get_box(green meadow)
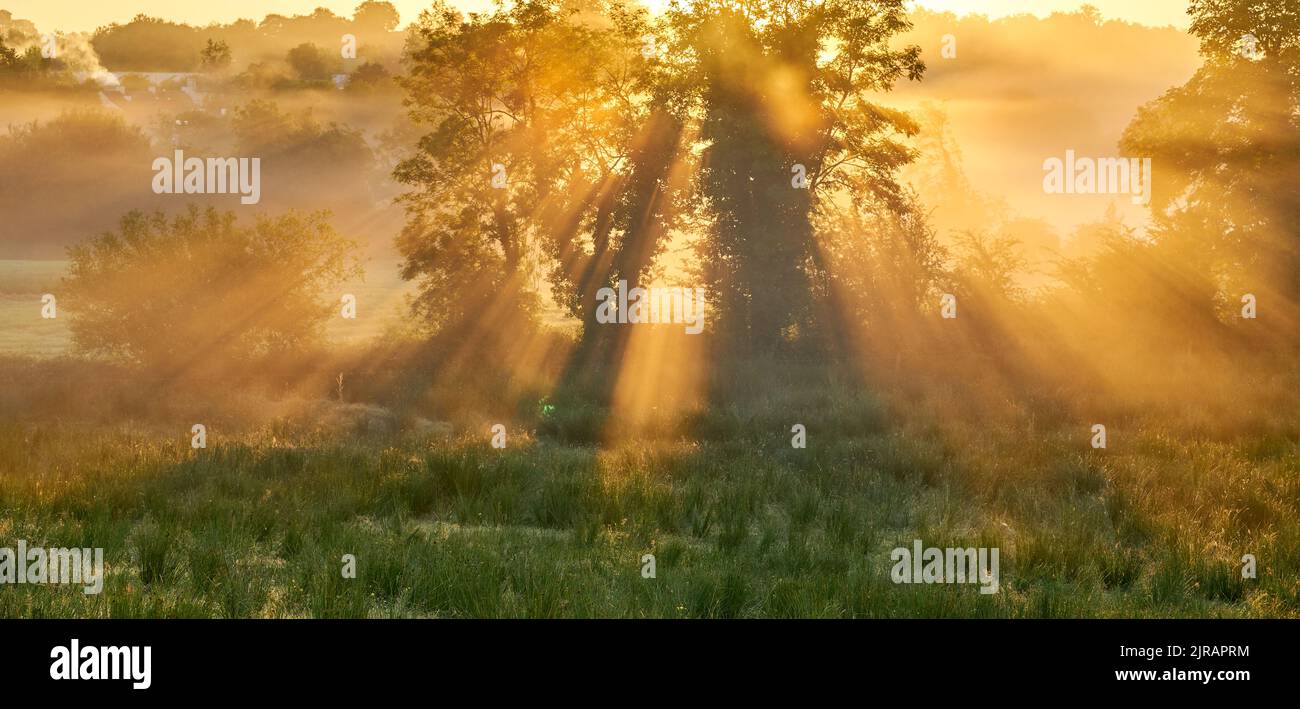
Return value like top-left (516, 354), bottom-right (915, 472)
top-left (2, 362), bottom-right (1296, 618)
top-left (2, 262), bottom-right (1298, 618)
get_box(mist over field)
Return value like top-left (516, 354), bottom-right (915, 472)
top-left (0, 5), bottom-right (1203, 262)
top-left (1, 0), bottom-right (1298, 621)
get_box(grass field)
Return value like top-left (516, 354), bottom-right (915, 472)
top-left (1, 382), bottom-right (1296, 618)
top-left (0, 261), bottom-right (71, 358)
top-left (1, 261), bottom-right (1297, 618)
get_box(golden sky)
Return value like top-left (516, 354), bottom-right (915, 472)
top-left (5, 1), bottom-right (1192, 33)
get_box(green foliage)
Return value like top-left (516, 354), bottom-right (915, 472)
top-left (394, 0), bottom-right (924, 355)
top-left (90, 5), bottom-right (406, 73)
top-left (394, 1), bottom-right (652, 332)
top-left (354, 1), bottom-right (401, 34)
top-left (200, 38), bottom-right (232, 71)
top-left (91, 14), bottom-right (205, 72)
top-left (346, 60), bottom-right (391, 91)
top-left (0, 37), bottom-right (17, 68)
top-left (951, 229), bottom-right (1027, 305)
top-left (672, 0), bottom-right (924, 355)
top-left (62, 207), bottom-right (361, 369)
top-left (286, 42), bottom-right (332, 82)
top-left (231, 100), bottom-right (380, 210)
top-left (1122, 0), bottom-right (1300, 324)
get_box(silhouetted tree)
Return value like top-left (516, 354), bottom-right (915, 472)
top-left (200, 39), bottom-right (232, 71)
top-left (354, 1), bottom-right (401, 33)
top-left (287, 42), bottom-right (332, 81)
top-left (395, 1), bottom-right (656, 333)
top-left (1122, 0), bottom-right (1300, 331)
top-left (668, 0), bottom-right (924, 355)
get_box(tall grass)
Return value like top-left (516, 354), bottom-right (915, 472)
top-left (1, 385), bottom-right (1295, 617)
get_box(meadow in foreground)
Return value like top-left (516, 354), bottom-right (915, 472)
top-left (3, 364), bottom-right (1295, 619)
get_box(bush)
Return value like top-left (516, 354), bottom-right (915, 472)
top-left (62, 206), bottom-right (361, 374)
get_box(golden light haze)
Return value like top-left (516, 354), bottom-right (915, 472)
top-left (2, 0), bottom-right (1298, 626)
top-left (4, 0), bottom-right (1192, 33)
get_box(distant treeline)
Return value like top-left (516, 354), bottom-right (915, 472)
top-left (0, 103), bottom-right (397, 259)
top-left (88, 2), bottom-right (405, 72)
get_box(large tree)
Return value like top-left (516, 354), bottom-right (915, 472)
top-left (668, 0), bottom-right (924, 355)
top-left (1121, 0), bottom-right (1300, 325)
top-left (394, 0), bottom-right (659, 335)
top-left (395, 0), bottom-right (924, 362)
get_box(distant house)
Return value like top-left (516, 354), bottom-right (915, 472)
top-left (103, 72), bottom-right (206, 107)
top-left (88, 71), bottom-right (209, 114)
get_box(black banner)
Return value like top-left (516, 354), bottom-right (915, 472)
top-left (0, 619), bottom-right (1287, 695)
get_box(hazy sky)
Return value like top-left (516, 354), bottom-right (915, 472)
top-left (5, 1), bottom-right (1192, 33)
